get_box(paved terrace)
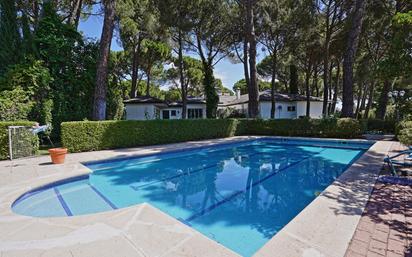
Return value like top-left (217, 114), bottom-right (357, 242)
top-left (0, 137), bottom-right (399, 257)
top-left (345, 144), bottom-right (412, 257)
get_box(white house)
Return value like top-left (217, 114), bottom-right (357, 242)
top-left (124, 96), bottom-right (207, 120)
top-left (124, 91), bottom-right (323, 120)
top-left (218, 90), bottom-right (324, 119)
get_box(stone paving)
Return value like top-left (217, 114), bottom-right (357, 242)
top-left (345, 146), bottom-right (412, 257)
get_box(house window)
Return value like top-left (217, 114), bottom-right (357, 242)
top-left (162, 110), bottom-right (170, 119)
top-left (188, 109), bottom-right (203, 119)
top-left (171, 110), bottom-right (177, 117)
top-left (287, 106), bottom-right (296, 112)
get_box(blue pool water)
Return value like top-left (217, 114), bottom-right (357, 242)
top-left (12, 139), bottom-right (372, 256)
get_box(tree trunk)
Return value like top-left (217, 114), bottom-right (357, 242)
top-left (331, 61), bottom-right (340, 113)
top-left (67, 0), bottom-right (83, 29)
top-left (358, 83), bottom-right (368, 117)
top-left (305, 61), bottom-right (313, 117)
top-left (243, 38), bottom-right (250, 87)
top-left (146, 69), bottom-right (151, 96)
top-left (354, 83), bottom-right (363, 118)
top-left (313, 65), bottom-right (319, 97)
top-left (245, 0), bottom-right (259, 118)
top-left (341, 0), bottom-right (366, 118)
top-left (270, 51), bottom-right (277, 119)
top-left (289, 64), bottom-right (299, 94)
top-left (376, 80), bottom-right (391, 119)
top-left (204, 64), bottom-right (218, 118)
top-left (322, 31), bottom-right (331, 116)
top-left (364, 81), bottom-right (374, 119)
top-left (92, 0), bottom-right (115, 120)
top-left (178, 30), bottom-right (187, 119)
top-left (130, 37), bottom-right (142, 98)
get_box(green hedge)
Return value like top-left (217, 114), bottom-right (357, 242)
top-left (360, 119), bottom-right (397, 133)
top-left (397, 120), bottom-right (412, 146)
top-left (61, 119), bottom-right (240, 152)
top-left (0, 121), bottom-right (38, 160)
top-left (239, 118), bottom-right (362, 138)
top-left (62, 118), bottom-right (362, 153)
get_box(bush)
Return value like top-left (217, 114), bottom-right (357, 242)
top-left (397, 120), bottom-right (412, 146)
top-left (239, 118), bottom-right (361, 138)
top-left (0, 121), bottom-right (39, 160)
top-left (360, 119), bottom-right (397, 133)
top-left (61, 118), bottom-right (362, 153)
top-left (61, 119), bottom-right (240, 152)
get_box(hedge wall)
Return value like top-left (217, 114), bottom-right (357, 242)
top-left (0, 121), bottom-right (38, 160)
top-left (397, 120), bottom-right (412, 146)
top-left (240, 118), bottom-right (362, 138)
top-left (61, 119), bottom-right (240, 152)
top-left (360, 119), bottom-right (397, 133)
top-left (61, 118), bottom-right (362, 153)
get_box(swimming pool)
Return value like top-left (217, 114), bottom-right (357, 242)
top-left (12, 138), bottom-right (373, 256)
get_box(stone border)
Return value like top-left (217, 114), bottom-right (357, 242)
top-left (0, 137), bottom-right (394, 257)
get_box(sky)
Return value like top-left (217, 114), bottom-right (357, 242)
top-left (77, 11), bottom-right (259, 91)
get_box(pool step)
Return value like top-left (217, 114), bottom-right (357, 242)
top-left (55, 181), bottom-right (115, 216)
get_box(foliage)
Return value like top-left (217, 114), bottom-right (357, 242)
top-left (360, 119), bottom-right (397, 134)
top-left (0, 60), bottom-right (53, 123)
top-left (62, 118), bottom-right (363, 153)
top-left (0, 0), bottom-right (21, 74)
top-left (61, 119), bottom-right (240, 152)
top-left (0, 121), bottom-right (38, 160)
top-left (0, 88), bottom-right (33, 121)
top-left (233, 79), bottom-right (271, 95)
top-left (165, 56), bottom-right (204, 97)
top-left (241, 118), bottom-right (362, 138)
top-left (398, 120), bottom-right (412, 146)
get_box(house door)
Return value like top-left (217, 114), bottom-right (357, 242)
top-left (162, 110), bottom-right (170, 120)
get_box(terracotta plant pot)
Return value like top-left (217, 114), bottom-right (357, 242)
top-left (48, 148), bottom-right (68, 164)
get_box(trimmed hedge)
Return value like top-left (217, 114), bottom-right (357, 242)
top-left (0, 121), bottom-right (38, 160)
top-left (62, 118), bottom-right (362, 153)
top-left (240, 118), bottom-right (362, 138)
top-left (61, 119), bottom-right (240, 152)
top-left (397, 120), bottom-right (412, 146)
top-left (360, 119), bottom-right (397, 133)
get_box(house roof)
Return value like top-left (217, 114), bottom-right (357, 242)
top-left (124, 96), bottom-right (206, 107)
top-left (219, 90), bottom-right (323, 107)
top-left (123, 96), bottom-right (165, 104)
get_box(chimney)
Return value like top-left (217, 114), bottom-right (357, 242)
top-left (236, 89), bottom-right (241, 99)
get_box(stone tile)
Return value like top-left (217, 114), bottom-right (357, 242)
top-left (366, 251), bottom-right (384, 257)
top-left (163, 234), bottom-right (239, 257)
top-left (345, 250), bottom-right (366, 257)
top-left (369, 234), bottom-right (387, 255)
top-left (353, 230), bottom-right (372, 243)
top-left (70, 236), bottom-right (144, 257)
top-left (386, 239), bottom-right (405, 255)
top-left (349, 240), bottom-right (369, 255)
top-left (372, 230), bottom-right (389, 243)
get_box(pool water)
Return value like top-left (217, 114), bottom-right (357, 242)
top-left (12, 139), bottom-right (372, 256)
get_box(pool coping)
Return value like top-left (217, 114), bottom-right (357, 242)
top-left (0, 136), bottom-right (395, 257)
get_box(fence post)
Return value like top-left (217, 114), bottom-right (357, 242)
top-left (8, 127), bottom-right (13, 160)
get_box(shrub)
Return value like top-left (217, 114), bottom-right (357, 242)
top-left (397, 120), bottom-right (412, 146)
top-left (61, 119), bottom-right (240, 152)
top-left (360, 119), bottom-right (397, 133)
top-left (396, 120), bottom-right (412, 136)
top-left (239, 118), bottom-right (361, 138)
top-left (0, 121), bottom-right (39, 160)
top-left (61, 118), bottom-right (362, 153)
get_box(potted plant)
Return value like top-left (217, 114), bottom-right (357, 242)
top-left (48, 148), bottom-right (68, 164)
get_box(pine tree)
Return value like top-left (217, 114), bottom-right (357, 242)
top-left (0, 0), bottom-right (21, 74)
